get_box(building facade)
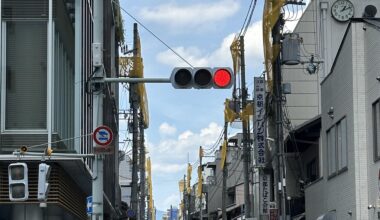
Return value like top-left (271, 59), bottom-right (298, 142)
top-left (269, 0), bottom-right (380, 219)
top-left (0, 0), bottom-right (123, 219)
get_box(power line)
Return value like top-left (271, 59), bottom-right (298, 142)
top-left (112, 0), bottom-right (194, 68)
top-left (239, 0), bottom-right (258, 37)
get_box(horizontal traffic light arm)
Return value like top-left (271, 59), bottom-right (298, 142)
top-left (92, 77), bottom-right (171, 83)
top-left (13, 151), bottom-right (96, 158)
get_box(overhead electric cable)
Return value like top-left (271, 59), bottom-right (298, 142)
top-left (112, 0), bottom-right (194, 68)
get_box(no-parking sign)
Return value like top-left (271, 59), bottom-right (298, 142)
top-left (93, 125), bottom-right (113, 146)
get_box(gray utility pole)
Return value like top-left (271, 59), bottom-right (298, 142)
top-left (183, 175), bottom-right (187, 220)
top-left (240, 36), bottom-right (252, 218)
top-left (222, 122), bottom-right (228, 220)
top-left (187, 188), bottom-right (191, 220)
top-left (92, 0), bottom-right (104, 219)
top-left (272, 15), bottom-right (287, 219)
top-left (139, 112), bottom-right (146, 220)
top-left (199, 147), bottom-right (203, 220)
top-left (130, 23), bottom-right (140, 220)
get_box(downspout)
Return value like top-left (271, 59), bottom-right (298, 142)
top-left (47, 0), bottom-right (53, 152)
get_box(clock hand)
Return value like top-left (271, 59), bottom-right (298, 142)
top-left (341, 6), bottom-right (352, 12)
top-left (340, 6), bottom-right (347, 12)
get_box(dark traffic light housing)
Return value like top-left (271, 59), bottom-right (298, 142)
top-left (171, 67), bottom-right (234, 89)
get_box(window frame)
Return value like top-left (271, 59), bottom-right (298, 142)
top-left (327, 116), bottom-right (348, 179)
top-left (373, 99), bottom-right (380, 162)
top-left (0, 21), bottom-right (49, 134)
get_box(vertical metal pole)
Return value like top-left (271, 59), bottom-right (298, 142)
top-left (222, 122), bottom-right (228, 220)
top-left (92, 1), bottom-right (104, 219)
top-left (130, 23), bottom-right (139, 220)
top-left (273, 16), bottom-right (287, 219)
top-left (199, 147), bottom-right (203, 220)
top-left (170, 205), bottom-right (173, 220)
top-left (183, 175), bottom-right (187, 220)
top-left (139, 113), bottom-right (146, 220)
top-left (187, 190), bottom-right (191, 220)
top-left (47, 0), bottom-right (53, 151)
top-left (74, 0), bottom-right (82, 153)
top-left (240, 36), bottom-right (252, 218)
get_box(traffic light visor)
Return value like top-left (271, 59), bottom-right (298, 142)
top-left (214, 68), bottom-right (233, 88)
top-left (10, 166), bottom-right (24, 180)
top-left (10, 184), bottom-right (26, 199)
top-left (193, 68), bottom-right (213, 88)
top-left (173, 68), bottom-right (192, 87)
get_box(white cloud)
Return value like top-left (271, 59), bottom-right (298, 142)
top-left (152, 163), bottom-right (187, 174)
top-left (157, 46), bottom-right (209, 67)
top-left (159, 122), bottom-right (177, 136)
top-left (147, 122), bottom-right (223, 167)
top-left (162, 193), bottom-right (180, 210)
top-left (156, 21), bottom-right (264, 69)
top-left (283, 2), bottom-right (310, 32)
top-left (139, 0), bottom-right (240, 28)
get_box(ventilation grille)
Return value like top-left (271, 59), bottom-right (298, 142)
top-left (0, 133), bottom-right (68, 153)
top-left (0, 162), bottom-right (87, 220)
top-left (2, 0), bottom-right (50, 19)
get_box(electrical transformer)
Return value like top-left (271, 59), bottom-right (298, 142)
top-left (282, 33), bottom-right (301, 65)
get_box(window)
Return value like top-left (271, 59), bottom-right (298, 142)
top-left (306, 159), bottom-right (318, 182)
top-left (327, 117), bottom-right (348, 177)
top-left (373, 100), bottom-right (380, 161)
top-left (4, 21), bottom-right (47, 130)
top-left (227, 187), bottom-right (235, 205)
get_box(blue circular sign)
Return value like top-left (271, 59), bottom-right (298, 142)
top-left (126, 209), bottom-right (135, 218)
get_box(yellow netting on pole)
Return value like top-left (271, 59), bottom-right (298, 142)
top-left (186, 164), bottom-right (192, 194)
top-left (230, 37), bottom-right (241, 75)
top-left (224, 99), bottom-right (238, 123)
top-left (197, 166), bottom-right (202, 197)
top-left (129, 32), bottom-right (150, 128)
top-left (240, 103), bottom-right (254, 125)
top-left (263, 0), bottom-right (285, 94)
top-left (146, 157), bottom-right (153, 212)
top-left (220, 140), bottom-right (228, 170)
top-left (179, 179), bottom-right (185, 193)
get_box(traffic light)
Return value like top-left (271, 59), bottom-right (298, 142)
top-left (8, 162), bottom-right (29, 201)
top-left (170, 67), bottom-right (234, 89)
top-left (37, 163), bottom-right (51, 201)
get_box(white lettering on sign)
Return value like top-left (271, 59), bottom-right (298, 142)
top-left (254, 77), bottom-right (266, 167)
top-left (260, 174), bottom-right (271, 215)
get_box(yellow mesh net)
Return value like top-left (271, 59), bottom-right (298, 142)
top-left (220, 140), bottom-right (228, 170)
top-left (187, 164), bottom-right (192, 194)
top-left (197, 166), bottom-right (203, 197)
top-left (263, 0), bottom-right (285, 94)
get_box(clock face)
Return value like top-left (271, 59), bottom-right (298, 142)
top-left (331, 0), bottom-right (354, 22)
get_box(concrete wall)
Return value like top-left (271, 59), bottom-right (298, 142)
top-left (311, 22), bottom-right (371, 220)
top-left (282, 0), bottom-right (380, 127)
top-left (320, 25), bottom-right (357, 220)
top-left (364, 21), bottom-right (380, 219)
top-left (282, 0), bottom-right (320, 127)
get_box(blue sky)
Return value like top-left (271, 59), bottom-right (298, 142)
top-left (118, 0), bottom-right (305, 213)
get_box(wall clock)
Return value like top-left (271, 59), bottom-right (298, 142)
top-left (331, 0), bottom-right (354, 22)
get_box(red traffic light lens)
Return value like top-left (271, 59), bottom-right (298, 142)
top-left (214, 69), bottom-right (232, 88)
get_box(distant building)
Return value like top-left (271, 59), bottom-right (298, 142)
top-left (189, 133), bottom-right (246, 220)
top-left (166, 206), bottom-right (179, 220)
